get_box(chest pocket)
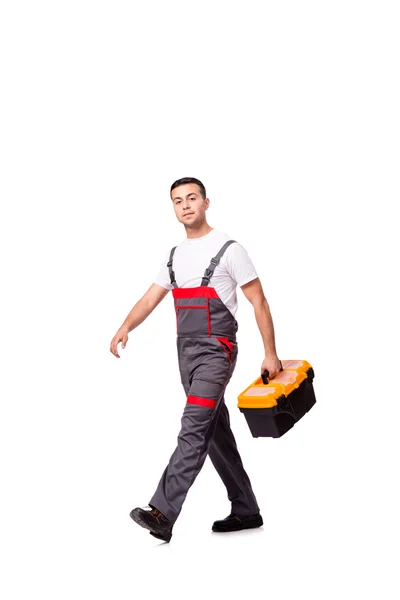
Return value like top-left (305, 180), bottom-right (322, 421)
top-left (175, 296), bottom-right (211, 337)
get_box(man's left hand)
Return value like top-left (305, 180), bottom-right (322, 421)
top-left (261, 354), bottom-right (282, 380)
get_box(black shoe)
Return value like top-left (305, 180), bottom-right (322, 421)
top-left (212, 512), bottom-right (263, 532)
top-left (129, 505), bottom-right (173, 542)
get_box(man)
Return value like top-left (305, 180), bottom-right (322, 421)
top-left (110, 177), bottom-right (281, 543)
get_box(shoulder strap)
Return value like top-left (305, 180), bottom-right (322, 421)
top-left (201, 240), bottom-right (237, 287)
top-left (167, 246), bottom-right (178, 287)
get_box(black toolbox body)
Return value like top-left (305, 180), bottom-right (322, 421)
top-left (238, 360), bottom-right (316, 438)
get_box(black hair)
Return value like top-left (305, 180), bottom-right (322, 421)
top-left (170, 177), bottom-right (206, 200)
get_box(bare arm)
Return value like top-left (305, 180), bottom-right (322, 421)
top-left (240, 278), bottom-right (277, 355)
top-left (120, 283), bottom-right (170, 333)
top-left (110, 283), bottom-right (170, 357)
top-left (240, 277), bottom-right (282, 378)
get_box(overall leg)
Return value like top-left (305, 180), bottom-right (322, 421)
top-left (149, 376), bottom-right (227, 523)
top-left (207, 401), bottom-right (260, 515)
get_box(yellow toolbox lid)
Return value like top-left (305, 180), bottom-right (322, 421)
top-left (280, 359), bottom-right (312, 374)
top-left (237, 360), bottom-right (312, 409)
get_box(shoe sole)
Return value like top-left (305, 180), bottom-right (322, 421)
top-left (212, 518), bottom-right (263, 533)
top-left (129, 510), bottom-right (172, 543)
top-left (149, 530), bottom-right (172, 542)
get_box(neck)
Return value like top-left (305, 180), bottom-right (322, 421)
top-left (185, 223), bottom-right (214, 239)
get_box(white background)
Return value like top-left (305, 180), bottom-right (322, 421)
top-left (1, 1), bottom-right (399, 598)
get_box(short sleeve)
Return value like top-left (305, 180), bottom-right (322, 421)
top-left (153, 249), bottom-right (174, 290)
top-left (224, 242), bottom-right (258, 286)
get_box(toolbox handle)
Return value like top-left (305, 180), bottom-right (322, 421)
top-left (261, 360), bottom-right (283, 385)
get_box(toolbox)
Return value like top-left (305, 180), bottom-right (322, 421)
top-left (237, 360), bottom-right (316, 438)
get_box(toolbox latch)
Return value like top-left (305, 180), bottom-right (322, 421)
top-left (277, 395), bottom-right (289, 410)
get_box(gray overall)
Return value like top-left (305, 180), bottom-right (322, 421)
top-left (149, 240), bottom-right (260, 523)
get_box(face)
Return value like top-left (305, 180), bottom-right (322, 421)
top-left (171, 183), bottom-right (209, 227)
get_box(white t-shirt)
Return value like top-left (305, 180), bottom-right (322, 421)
top-left (153, 228), bottom-right (258, 317)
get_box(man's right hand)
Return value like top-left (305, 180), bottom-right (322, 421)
top-left (110, 328), bottom-right (129, 358)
